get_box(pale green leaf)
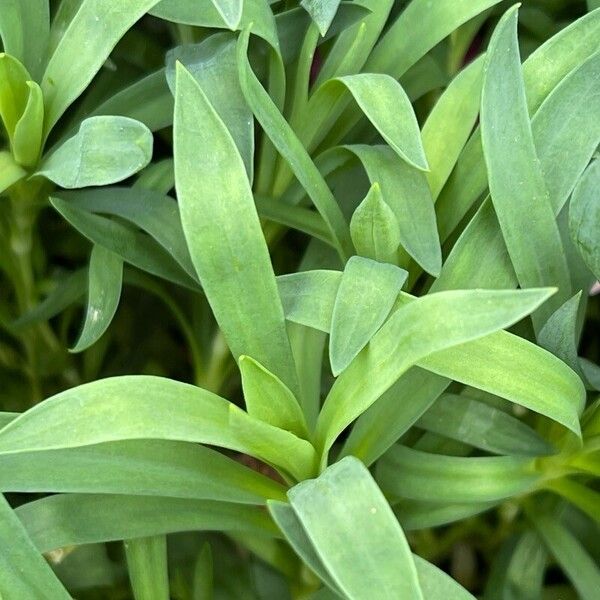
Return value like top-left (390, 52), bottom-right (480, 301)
top-left (38, 116), bottom-right (153, 188)
top-left (301, 0), bottom-right (342, 36)
top-left (0, 493), bottom-right (70, 599)
top-left (378, 446), bottom-right (539, 503)
top-left (350, 182), bottom-right (401, 263)
top-left (481, 6), bottom-right (571, 331)
top-left (12, 81), bottom-right (44, 168)
top-left (287, 457), bottom-right (423, 600)
top-left (16, 494), bottom-right (279, 554)
top-left (316, 288), bottom-right (555, 461)
top-left (0, 376), bottom-right (317, 481)
top-left (240, 355), bottom-right (308, 439)
top-left (0, 150), bottom-right (26, 194)
top-left (42, 0), bottom-right (162, 132)
top-left (329, 256), bottom-right (407, 376)
top-left (174, 62), bottom-right (298, 394)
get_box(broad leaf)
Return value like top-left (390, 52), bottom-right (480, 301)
top-left (286, 457), bottom-right (423, 599)
top-left (38, 116), bottom-right (153, 188)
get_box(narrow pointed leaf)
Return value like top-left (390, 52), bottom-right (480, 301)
top-left (378, 446), bottom-right (539, 504)
top-left (236, 28), bottom-right (353, 261)
top-left (346, 145), bottom-right (442, 276)
top-left (350, 182), bottom-right (401, 263)
top-left (71, 245), bottom-right (123, 352)
top-left (0, 439), bottom-right (286, 503)
top-left (422, 57), bottom-right (484, 199)
top-left (125, 535), bottom-right (170, 600)
top-left (0, 494), bottom-right (70, 599)
top-left (316, 288), bottom-right (555, 459)
top-left (174, 62), bottom-right (298, 394)
top-left (0, 52), bottom-right (29, 141)
top-left (0, 376), bottom-right (316, 482)
top-left (481, 7), bottom-right (570, 329)
top-left (329, 256), bottom-right (407, 376)
top-left (301, 0), bottom-right (342, 36)
top-left (210, 0), bottom-right (243, 29)
top-left (416, 394), bottom-right (553, 456)
top-left (55, 188), bottom-right (195, 278)
top-left (16, 494), bottom-right (279, 554)
top-left (569, 160), bottom-right (600, 280)
top-left (38, 116), bottom-right (153, 188)
top-left (50, 198), bottom-right (198, 290)
top-left (240, 355), bottom-right (308, 439)
top-left (42, 0), bottom-right (163, 132)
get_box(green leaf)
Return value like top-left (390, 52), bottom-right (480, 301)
top-left (350, 182), bottom-right (401, 263)
top-left (50, 198), bottom-right (198, 290)
top-left (422, 56), bottom-right (484, 199)
top-left (316, 288), bottom-right (555, 461)
top-left (193, 543), bottom-right (214, 600)
top-left (377, 446), bottom-right (539, 504)
top-left (12, 269), bottom-right (87, 329)
top-left (42, 0), bottom-right (162, 132)
top-left (151, 0), bottom-right (279, 50)
top-left (91, 69), bottom-right (174, 133)
top-left (240, 355), bottom-right (308, 439)
top-left (0, 150), bottom-right (26, 194)
top-left (277, 271), bottom-right (585, 440)
top-left (0, 413), bottom-right (18, 428)
top-left (530, 512), bottom-right (600, 600)
top-left (55, 187), bottom-right (195, 279)
top-left (0, 376), bottom-right (316, 481)
top-left (481, 6), bottom-right (571, 331)
top-left (329, 256), bottom-right (407, 376)
top-left (12, 81), bottom-right (44, 168)
top-left (345, 145), bottom-right (442, 276)
top-left (38, 116), bottom-right (153, 188)
top-left (301, 0), bottom-right (342, 36)
top-left (0, 493), bottom-right (70, 599)
top-left (0, 52), bottom-right (29, 141)
top-left (539, 293), bottom-right (586, 378)
top-left (16, 494), bottom-right (279, 554)
top-left (287, 457), bottom-right (423, 599)
top-left (71, 245), bottom-right (123, 353)
top-left (396, 499), bottom-right (496, 531)
top-left (236, 28), bottom-right (353, 262)
top-left (174, 62), bottom-right (298, 395)
top-left (0, 1), bottom-right (49, 80)
top-left (135, 159), bottom-right (174, 195)
top-left (125, 535), bottom-right (170, 600)
top-left (337, 74), bottom-right (429, 170)
top-left (366, 0), bottom-right (503, 79)
top-left (0, 439), bottom-right (286, 504)
top-left (278, 270), bottom-right (342, 332)
top-left (436, 9), bottom-right (600, 249)
top-left (544, 479), bottom-right (600, 524)
top-left (209, 0), bottom-right (243, 29)
top-left (416, 393), bottom-right (553, 456)
top-left (484, 531), bottom-right (546, 600)
top-left (569, 160), bottom-right (600, 280)
top-left (166, 34), bottom-right (254, 179)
